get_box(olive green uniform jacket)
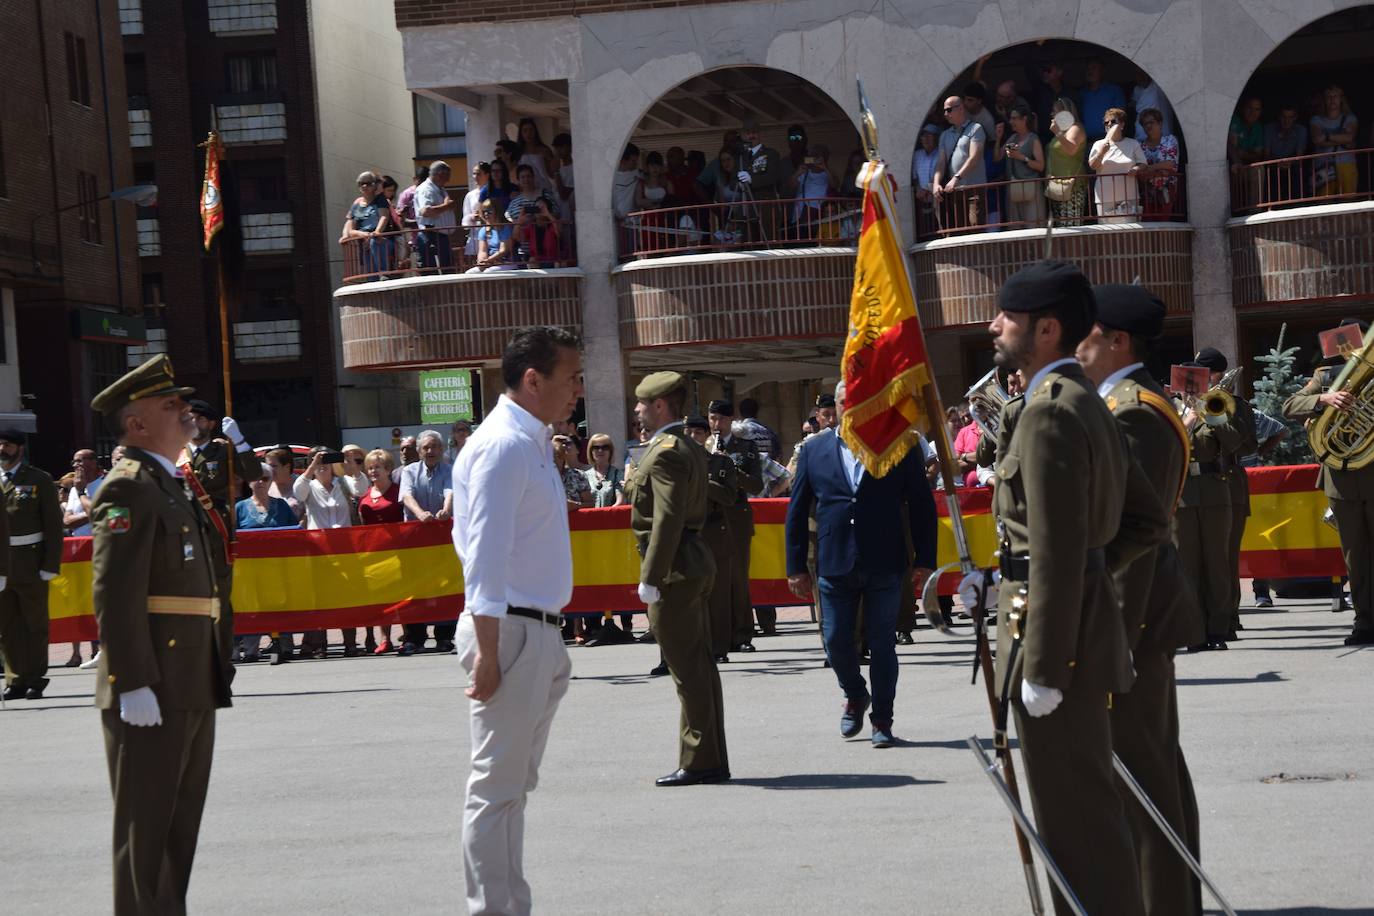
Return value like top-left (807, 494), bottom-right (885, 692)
top-left (0, 463), bottom-right (56, 689)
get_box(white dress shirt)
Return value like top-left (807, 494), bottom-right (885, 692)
top-left (292, 472), bottom-right (365, 529)
top-left (836, 435), bottom-right (866, 491)
top-left (1026, 356), bottom-right (1079, 397)
top-left (65, 474), bottom-right (104, 535)
top-left (1096, 361), bottom-right (1145, 398)
top-left (451, 395), bottom-right (572, 618)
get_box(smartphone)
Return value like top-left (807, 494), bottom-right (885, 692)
top-left (319, 450), bottom-right (347, 464)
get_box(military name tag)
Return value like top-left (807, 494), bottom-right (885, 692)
top-left (183, 540), bottom-right (196, 561)
top-left (106, 507), bottom-right (131, 533)
top-left (206, 461), bottom-right (220, 473)
top-left (16, 485), bottom-right (33, 500)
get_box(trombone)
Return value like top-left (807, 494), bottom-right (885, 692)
top-left (1173, 367), bottom-right (1240, 427)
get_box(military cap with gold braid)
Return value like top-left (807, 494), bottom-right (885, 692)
top-left (635, 371), bottom-right (687, 400)
top-left (91, 353), bottom-right (196, 417)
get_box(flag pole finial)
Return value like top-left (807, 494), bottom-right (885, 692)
top-left (858, 79), bottom-right (879, 161)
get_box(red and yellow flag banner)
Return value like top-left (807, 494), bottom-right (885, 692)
top-left (839, 159), bottom-right (932, 478)
top-left (45, 466), bottom-right (1347, 643)
top-left (200, 131), bottom-right (224, 251)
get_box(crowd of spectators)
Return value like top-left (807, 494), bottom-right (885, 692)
top-left (915, 58), bottom-right (1184, 235)
top-left (1228, 85), bottom-right (1366, 208)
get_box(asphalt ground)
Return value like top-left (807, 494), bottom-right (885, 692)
top-left (7, 596), bottom-right (1372, 915)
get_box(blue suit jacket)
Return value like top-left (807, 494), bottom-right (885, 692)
top-left (784, 429), bottom-right (939, 578)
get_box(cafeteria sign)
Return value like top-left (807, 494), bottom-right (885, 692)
top-left (419, 369), bottom-right (475, 423)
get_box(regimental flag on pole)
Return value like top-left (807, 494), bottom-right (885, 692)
top-left (838, 158), bottom-right (934, 478)
top-left (199, 131), bottom-right (224, 251)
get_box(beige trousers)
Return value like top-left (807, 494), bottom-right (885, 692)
top-left (457, 613), bottom-right (571, 916)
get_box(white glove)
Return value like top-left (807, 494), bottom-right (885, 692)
top-left (637, 582), bottom-right (661, 605)
top-left (0, 575), bottom-right (7, 591)
top-left (1021, 679), bottom-right (1063, 718)
top-left (119, 686), bottom-right (163, 727)
top-left (736, 170), bottom-right (752, 184)
top-left (221, 416), bottom-right (251, 453)
top-left (38, 570), bottom-right (57, 582)
top-left (957, 570), bottom-right (999, 612)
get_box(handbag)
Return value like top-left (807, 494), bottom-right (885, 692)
top-left (1045, 177), bottom-right (1074, 202)
top-left (1009, 180), bottom-right (1037, 205)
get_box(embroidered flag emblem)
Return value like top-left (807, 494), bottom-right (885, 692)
top-left (107, 507), bottom-right (131, 533)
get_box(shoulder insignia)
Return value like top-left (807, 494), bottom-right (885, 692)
top-left (108, 458), bottom-right (142, 480)
top-left (105, 506), bottom-right (132, 533)
top-left (662, 437), bottom-right (677, 450)
top-left (1105, 395), bottom-right (1118, 411)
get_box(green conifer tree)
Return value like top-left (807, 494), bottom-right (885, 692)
top-left (1251, 323), bottom-right (1312, 466)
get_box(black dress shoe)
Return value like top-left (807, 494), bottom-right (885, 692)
top-left (733, 642), bottom-right (756, 653)
top-left (655, 767), bottom-right (730, 787)
top-left (648, 663), bottom-right (669, 677)
top-left (2, 684), bottom-right (25, 701)
top-left (896, 631), bottom-right (914, 646)
top-left (24, 686), bottom-right (44, 700)
top-left (1344, 630), bottom-right (1374, 646)
top-left (713, 654), bottom-right (730, 663)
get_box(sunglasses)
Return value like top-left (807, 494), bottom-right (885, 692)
top-left (1105, 119), bottom-right (1121, 126)
top-left (591, 444), bottom-right (611, 451)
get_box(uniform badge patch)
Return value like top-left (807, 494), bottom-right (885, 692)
top-left (1105, 395), bottom-right (1119, 411)
top-left (206, 461), bottom-right (220, 474)
top-left (106, 507), bottom-right (131, 533)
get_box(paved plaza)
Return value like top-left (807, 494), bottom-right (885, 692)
top-left (6, 598), bottom-right (1372, 915)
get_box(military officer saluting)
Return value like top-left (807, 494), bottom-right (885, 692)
top-left (1284, 318), bottom-right (1374, 646)
top-left (0, 428), bottom-right (61, 700)
top-left (182, 399), bottom-right (259, 665)
top-left (1078, 284), bottom-right (1204, 916)
top-left (988, 261), bottom-right (1168, 916)
top-left (90, 354), bottom-right (233, 914)
top-left (706, 399), bottom-right (765, 649)
top-left (630, 373), bottom-right (729, 787)
top-left (685, 414), bottom-right (738, 663)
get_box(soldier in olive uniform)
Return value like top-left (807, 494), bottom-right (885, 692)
top-left (183, 399), bottom-right (259, 666)
top-left (1193, 348), bottom-right (1258, 639)
top-left (1079, 285), bottom-right (1205, 916)
top-left (1173, 356), bottom-right (1246, 650)
top-left (0, 429), bottom-right (60, 700)
top-left (989, 261), bottom-right (1168, 916)
top-left (1284, 318), bottom-right (1374, 646)
top-left (89, 355), bottom-right (233, 914)
top-left (629, 372), bottom-right (729, 787)
top-left (685, 415), bottom-right (738, 662)
top-left (706, 399), bottom-right (765, 650)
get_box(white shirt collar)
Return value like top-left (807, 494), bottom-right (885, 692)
top-left (1096, 362), bottom-right (1145, 398)
top-left (496, 394), bottom-right (552, 442)
top-left (146, 451), bottom-right (183, 479)
top-left (1026, 357), bottom-right (1079, 397)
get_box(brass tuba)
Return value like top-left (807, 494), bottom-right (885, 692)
top-left (965, 369), bottom-right (1010, 440)
top-left (1308, 327), bottom-right (1374, 470)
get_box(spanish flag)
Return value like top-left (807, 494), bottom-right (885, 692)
top-left (200, 131), bottom-right (224, 251)
top-left (839, 159), bottom-right (932, 477)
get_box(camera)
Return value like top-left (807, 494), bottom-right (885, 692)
top-left (319, 450), bottom-right (347, 464)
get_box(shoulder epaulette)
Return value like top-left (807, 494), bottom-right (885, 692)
top-left (108, 457), bottom-right (142, 480)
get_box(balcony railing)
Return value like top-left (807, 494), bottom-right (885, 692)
top-left (1229, 147), bottom-right (1374, 217)
top-left (340, 222), bottom-right (578, 284)
top-left (615, 197), bottom-right (862, 263)
top-left (914, 171), bottom-right (1187, 242)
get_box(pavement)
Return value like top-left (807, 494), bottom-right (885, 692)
top-left (6, 597), bottom-right (1373, 915)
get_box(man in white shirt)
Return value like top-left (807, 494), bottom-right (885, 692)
top-left (1132, 76), bottom-right (1176, 143)
top-left (451, 325), bottom-right (583, 916)
top-left (415, 160), bottom-right (458, 272)
top-left (398, 430), bottom-right (455, 655)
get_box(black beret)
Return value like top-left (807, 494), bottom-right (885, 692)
top-left (816, 394), bottom-right (836, 409)
top-left (1092, 284), bottom-right (1165, 340)
top-left (1341, 317), bottom-right (1371, 334)
top-left (708, 399), bottom-right (734, 417)
top-left (684, 415), bottom-right (710, 432)
top-left (187, 398), bottom-right (220, 420)
top-left (998, 260), bottom-right (1096, 321)
top-left (1194, 347), bottom-right (1228, 372)
top-left (0, 427), bottom-right (27, 445)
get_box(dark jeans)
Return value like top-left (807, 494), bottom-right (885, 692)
top-left (359, 236), bottom-right (389, 280)
top-left (819, 567), bottom-right (901, 724)
top-left (416, 230), bottom-right (453, 272)
top-left (404, 621), bottom-right (456, 646)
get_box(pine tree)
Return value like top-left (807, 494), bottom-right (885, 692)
top-left (1251, 323), bottom-right (1312, 466)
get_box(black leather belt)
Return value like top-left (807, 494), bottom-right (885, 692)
top-left (508, 607), bottom-right (562, 627)
top-left (998, 546), bottom-right (1105, 582)
top-left (1189, 460), bottom-right (1223, 476)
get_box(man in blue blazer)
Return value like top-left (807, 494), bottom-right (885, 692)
top-left (785, 382), bottom-right (939, 746)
